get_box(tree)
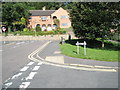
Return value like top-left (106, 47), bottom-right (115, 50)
top-left (2, 3), bottom-right (30, 28)
top-left (70, 2), bottom-right (119, 47)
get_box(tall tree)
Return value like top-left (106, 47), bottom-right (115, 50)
top-left (2, 2), bottom-right (30, 27)
top-left (70, 2), bottom-right (119, 47)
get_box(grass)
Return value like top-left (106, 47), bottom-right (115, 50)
top-left (59, 39), bottom-right (119, 62)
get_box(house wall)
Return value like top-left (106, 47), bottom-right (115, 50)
top-left (28, 7), bottom-right (71, 30)
top-left (51, 8), bottom-right (71, 28)
top-left (29, 16), bottom-right (54, 28)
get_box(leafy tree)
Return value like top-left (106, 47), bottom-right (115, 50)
top-left (70, 2), bottom-right (119, 47)
top-left (2, 3), bottom-right (30, 29)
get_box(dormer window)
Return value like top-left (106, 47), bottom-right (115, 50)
top-left (41, 16), bottom-right (47, 21)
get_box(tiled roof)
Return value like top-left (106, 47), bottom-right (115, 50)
top-left (29, 10), bottom-right (56, 16)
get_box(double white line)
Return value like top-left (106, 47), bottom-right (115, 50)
top-left (28, 41), bottom-right (51, 62)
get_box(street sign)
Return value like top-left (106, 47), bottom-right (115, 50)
top-left (76, 41), bottom-right (87, 55)
top-left (76, 41), bottom-right (86, 46)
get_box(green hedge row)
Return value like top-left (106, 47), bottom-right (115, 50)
top-left (10, 30), bottom-right (66, 36)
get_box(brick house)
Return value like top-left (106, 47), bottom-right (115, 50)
top-left (28, 7), bottom-right (71, 31)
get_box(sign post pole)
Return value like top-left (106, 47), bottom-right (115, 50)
top-left (76, 41), bottom-right (79, 54)
top-left (84, 41), bottom-right (86, 56)
top-left (77, 45), bottom-right (79, 54)
top-left (76, 41), bottom-right (87, 55)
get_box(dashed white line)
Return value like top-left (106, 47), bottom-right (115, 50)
top-left (20, 66), bottom-right (29, 71)
top-left (27, 62), bottom-right (34, 66)
top-left (32, 66), bottom-right (40, 71)
top-left (4, 78), bottom-right (11, 83)
top-left (37, 62), bottom-right (43, 65)
top-left (25, 72), bottom-right (37, 80)
top-left (4, 82), bottom-right (13, 88)
top-left (19, 82), bottom-right (30, 88)
top-left (11, 73), bottom-right (22, 79)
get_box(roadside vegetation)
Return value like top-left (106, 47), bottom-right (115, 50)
top-left (1, 28), bottom-right (66, 36)
top-left (60, 39), bottom-right (119, 62)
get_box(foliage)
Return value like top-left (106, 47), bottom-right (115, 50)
top-left (69, 2), bottom-right (119, 47)
top-left (10, 29), bottom-right (66, 36)
top-left (36, 25), bottom-right (41, 32)
top-left (2, 2), bottom-right (30, 26)
top-left (53, 18), bottom-right (60, 30)
top-left (23, 28), bottom-right (29, 32)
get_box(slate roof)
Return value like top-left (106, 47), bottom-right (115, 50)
top-left (29, 10), bottom-right (56, 16)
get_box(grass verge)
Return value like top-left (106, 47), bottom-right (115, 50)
top-left (59, 39), bottom-right (119, 62)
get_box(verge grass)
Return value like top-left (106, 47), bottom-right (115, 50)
top-left (59, 39), bottom-right (119, 62)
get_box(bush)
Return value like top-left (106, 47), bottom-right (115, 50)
top-left (53, 29), bottom-right (66, 34)
top-left (22, 31), bottom-right (34, 35)
top-left (30, 28), bottom-right (34, 31)
top-left (110, 33), bottom-right (120, 41)
top-left (37, 31), bottom-right (54, 35)
top-left (23, 28), bottom-right (28, 32)
top-left (36, 26), bottom-right (41, 32)
top-left (13, 32), bottom-right (17, 36)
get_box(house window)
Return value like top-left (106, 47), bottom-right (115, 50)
top-left (61, 23), bottom-right (68, 26)
top-left (61, 15), bottom-right (67, 19)
top-left (41, 16), bottom-right (47, 21)
top-left (29, 17), bottom-right (32, 19)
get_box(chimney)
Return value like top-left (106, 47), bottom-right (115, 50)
top-left (42, 6), bottom-right (46, 11)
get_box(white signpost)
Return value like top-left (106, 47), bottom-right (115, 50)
top-left (76, 41), bottom-right (87, 55)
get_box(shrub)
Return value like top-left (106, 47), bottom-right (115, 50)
top-left (36, 26), bottom-right (41, 32)
top-left (23, 28), bottom-right (28, 32)
top-left (13, 32), bottom-right (17, 36)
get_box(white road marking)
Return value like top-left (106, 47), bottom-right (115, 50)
top-left (37, 62), bottom-right (43, 65)
top-left (5, 82), bottom-right (12, 88)
top-left (25, 72), bottom-right (37, 80)
top-left (11, 73), bottom-right (22, 79)
top-left (20, 66), bottom-right (29, 71)
top-left (19, 82), bottom-right (30, 88)
top-left (27, 62), bottom-right (34, 66)
top-left (28, 41), bottom-right (51, 62)
top-left (4, 78), bottom-right (11, 83)
top-left (32, 66), bottom-right (40, 71)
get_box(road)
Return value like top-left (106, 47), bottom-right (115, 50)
top-left (1, 40), bottom-right (118, 89)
